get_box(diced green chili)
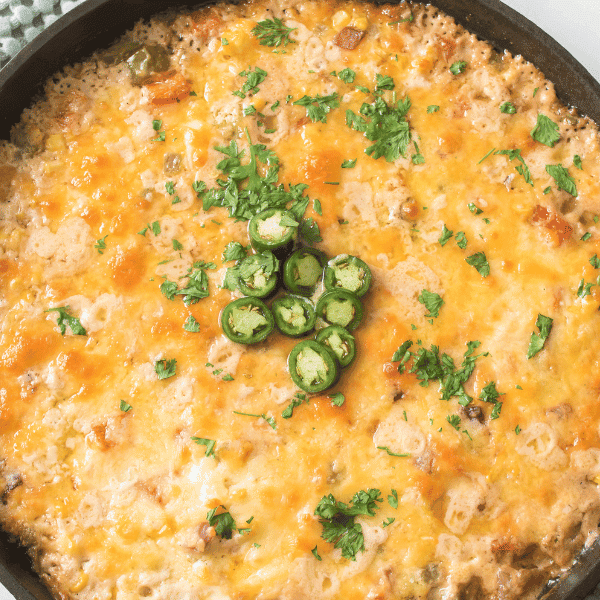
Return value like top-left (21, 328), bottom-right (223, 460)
top-left (315, 325), bottom-right (356, 368)
top-left (126, 44), bottom-right (170, 85)
top-left (237, 251), bottom-right (280, 298)
top-left (288, 340), bottom-right (340, 393)
top-left (248, 208), bottom-right (297, 256)
top-left (323, 254), bottom-right (371, 297)
top-left (272, 295), bottom-right (316, 337)
top-left (283, 247), bottom-right (328, 296)
top-left (221, 297), bottom-right (274, 344)
top-left (315, 290), bottom-right (363, 331)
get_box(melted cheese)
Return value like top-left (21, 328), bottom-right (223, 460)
top-left (1, 1), bottom-right (600, 599)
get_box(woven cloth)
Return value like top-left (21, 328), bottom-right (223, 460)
top-left (0, 0), bottom-right (86, 68)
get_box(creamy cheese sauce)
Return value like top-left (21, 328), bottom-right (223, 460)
top-left (1, 1), bottom-right (600, 599)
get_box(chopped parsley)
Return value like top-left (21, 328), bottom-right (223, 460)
top-left (375, 73), bottom-right (395, 91)
top-left (531, 114), bottom-right (560, 147)
top-left (346, 95), bottom-right (413, 162)
top-left (449, 61), bottom-right (467, 75)
top-left (293, 93), bottom-right (340, 123)
top-left (222, 373), bottom-right (234, 382)
top-left (314, 489), bottom-right (382, 560)
top-left (165, 180), bottom-right (180, 204)
top-left (581, 232), bottom-right (592, 242)
top-left (95, 235), bottom-right (108, 254)
top-left (341, 158), bottom-right (357, 168)
top-left (388, 489), bottom-right (398, 508)
top-left (465, 252), bottom-right (490, 277)
top-left (377, 446), bottom-right (410, 457)
top-left (282, 392), bottom-right (309, 418)
top-left (439, 224), bottom-right (453, 246)
top-left (490, 402), bottom-right (502, 420)
top-left (312, 546), bottom-right (322, 561)
top-left (411, 141), bottom-right (425, 165)
top-left (155, 358), bottom-right (177, 379)
top-left (337, 68), bottom-right (356, 83)
top-left (495, 149), bottom-right (533, 186)
top-left (382, 517), bottom-right (395, 528)
top-left (545, 164), bottom-right (577, 197)
top-left (446, 414), bottom-right (461, 430)
top-left (574, 155), bottom-right (583, 170)
top-left (119, 400), bottom-right (132, 412)
top-left (160, 279), bottom-right (179, 300)
top-left (46, 306), bottom-right (87, 336)
top-left (183, 315), bottom-right (200, 332)
top-left (236, 66), bottom-right (268, 98)
top-left (392, 340), bottom-right (486, 406)
top-left (328, 392), bottom-right (345, 406)
top-left (590, 255), bottom-right (600, 269)
top-left (200, 132), bottom-right (312, 222)
top-left (418, 289), bottom-right (444, 318)
top-left (222, 241), bottom-right (248, 262)
top-left (515, 425), bottom-right (521, 435)
top-left (526, 313), bottom-right (553, 359)
top-left (172, 239), bottom-right (183, 251)
top-left (479, 381), bottom-right (503, 403)
top-left (468, 202), bottom-right (483, 215)
top-left (455, 231), bottom-right (467, 249)
top-left (233, 410), bottom-right (276, 430)
top-left (252, 17), bottom-right (296, 47)
top-left (191, 437), bottom-right (216, 457)
top-left (543, 186), bottom-right (552, 194)
top-left (500, 101), bottom-right (516, 114)
top-left (427, 105), bottom-right (440, 113)
top-left (164, 261), bottom-right (215, 305)
top-left (299, 217), bottom-right (322, 244)
top-left (478, 147), bottom-right (496, 164)
top-left (313, 198), bottom-right (322, 215)
top-left (207, 506), bottom-right (237, 539)
top-left (152, 119), bottom-right (166, 141)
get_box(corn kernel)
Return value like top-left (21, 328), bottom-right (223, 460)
top-left (593, 475), bottom-right (600, 485)
top-left (70, 570), bottom-right (89, 593)
top-left (351, 16), bottom-right (368, 31)
top-left (46, 134), bottom-right (66, 153)
top-left (252, 97), bottom-right (268, 112)
top-left (332, 10), bottom-right (351, 31)
top-left (44, 160), bottom-right (65, 174)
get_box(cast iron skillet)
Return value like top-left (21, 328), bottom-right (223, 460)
top-left (1, 1), bottom-right (600, 599)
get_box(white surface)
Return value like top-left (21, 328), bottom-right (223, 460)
top-left (1, 1), bottom-right (600, 599)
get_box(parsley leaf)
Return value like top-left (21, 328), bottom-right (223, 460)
top-left (207, 506), bottom-right (237, 539)
top-left (446, 414), bottom-right (461, 430)
top-left (222, 241), bottom-right (248, 262)
top-left (337, 68), bottom-right (356, 83)
top-left (160, 279), bottom-right (179, 300)
top-left (155, 358), bottom-right (177, 379)
top-left (299, 217), bottom-right (322, 244)
top-left (375, 73), bottom-right (395, 91)
top-left (236, 66), bottom-right (268, 98)
top-left (95, 235), bottom-right (108, 254)
top-left (172, 239), bottom-right (183, 251)
top-left (455, 231), bottom-right (467, 249)
top-left (495, 148), bottom-right (533, 186)
top-left (346, 95), bottom-right (413, 162)
top-left (119, 400), bottom-right (132, 412)
top-left (500, 101), bottom-right (516, 114)
top-left (252, 17), bottom-right (296, 47)
top-left (411, 141), bottom-right (425, 165)
top-left (526, 313), bottom-right (553, 359)
top-left (191, 437), bottom-right (216, 457)
top-left (282, 392), bottom-right (309, 418)
top-left (531, 114), bottom-right (560, 147)
top-left (546, 164), bottom-right (577, 197)
top-left (46, 306), bottom-right (87, 336)
top-left (465, 252), bottom-right (490, 277)
top-left (479, 381), bottom-right (503, 403)
top-left (573, 155), bottom-right (583, 170)
top-left (329, 392), bottom-right (345, 406)
top-left (233, 410), bottom-right (276, 430)
top-left (293, 93), bottom-right (340, 123)
top-left (449, 61), bottom-right (467, 75)
top-left (341, 159), bottom-right (357, 168)
top-left (490, 402), bottom-right (502, 420)
top-left (183, 315), bottom-right (200, 333)
top-left (314, 489), bottom-right (382, 560)
top-left (427, 105), bottom-right (440, 113)
top-left (312, 546), bottom-right (322, 561)
top-left (418, 289), bottom-right (444, 318)
top-left (176, 262), bottom-right (215, 306)
top-left (468, 202), bottom-right (483, 215)
top-left (439, 224), bottom-right (454, 246)
top-left (388, 489), bottom-right (398, 509)
top-left (590, 255), bottom-right (600, 269)
top-left (378, 446), bottom-right (410, 457)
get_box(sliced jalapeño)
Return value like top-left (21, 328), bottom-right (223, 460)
top-left (315, 290), bottom-right (363, 331)
top-left (288, 340), bottom-right (340, 393)
top-left (272, 295), bottom-right (316, 337)
top-left (237, 251), bottom-right (279, 298)
top-left (283, 247), bottom-right (327, 296)
top-left (221, 297), bottom-right (274, 344)
top-left (323, 254), bottom-right (371, 297)
top-left (315, 325), bottom-right (356, 368)
top-left (248, 208), bottom-right (297, 256)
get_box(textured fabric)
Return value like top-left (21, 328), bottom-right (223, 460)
top-left (0, 0), bottom-right (86, 67)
